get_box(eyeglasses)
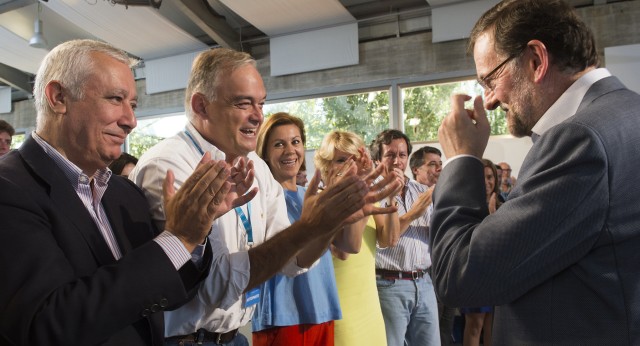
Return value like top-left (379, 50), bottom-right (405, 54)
top-left (477, 53), bottom-right (518, 91)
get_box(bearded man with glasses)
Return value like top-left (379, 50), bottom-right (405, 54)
top-left (430, 0), bottom-right (640, 344)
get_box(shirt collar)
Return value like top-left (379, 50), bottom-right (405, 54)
top-left (531, 68), bottom-right (611, 137)
top-left (185, 122), bottom-right (227, 162)
top-left (32, 132), bottom-right (112, 188)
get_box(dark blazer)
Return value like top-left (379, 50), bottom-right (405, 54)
top-left (431, 76), bottom-right (640, 345)
top-left (0, 135), bottom-right (211, 345)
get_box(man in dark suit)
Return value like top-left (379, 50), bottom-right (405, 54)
top-left (0, 39), bottom-right (255, 345)
top-left (431, 0), bottom-right (640, 344)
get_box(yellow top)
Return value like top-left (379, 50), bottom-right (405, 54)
top-left (333, 216), bottom-right (387, 346)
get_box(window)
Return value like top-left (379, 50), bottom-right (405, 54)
top-left (264, 90), bottom-right (390, 149)
top-left (402, 80), bottom-right (507, 142)
top-left (10, 133), bottom-right (26, 149)
top-left (127, 113), bottom-right (187, 159)
top-left (125, 79), bottom-right (508, 157)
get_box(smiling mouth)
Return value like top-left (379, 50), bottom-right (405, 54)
top-left (240, 128), bottom-right (257, 136)
top-left (105, 132), bottom-right (126, 142)
top-left (280, 159), bottom-right (298, 166)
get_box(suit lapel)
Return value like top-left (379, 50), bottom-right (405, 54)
top-left (19, 135), bottom-right (118, 265)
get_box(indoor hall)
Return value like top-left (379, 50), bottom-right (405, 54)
top-left (2, 1), bottom-right (640, 345)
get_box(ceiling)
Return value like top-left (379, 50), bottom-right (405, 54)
top-left (0, 0), bottom-right (625, 103)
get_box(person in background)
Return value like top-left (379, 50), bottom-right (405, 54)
top-left (409, 145), bottom-right (457, 345)
top-left (369, 130), bottom-right (440, 346)
top-left (315, 130), bottom-right (404, 346)
top-left (459, 159), bottom-right (503, 346)
top-left (131, 48), bottom-right (399, 346)
top-left (432, 0), bottom-right (640, 344)
top-left (0, 119), bottom-right (15, 156)
top-left (252, 112), bottom-right (341, 345)
top-left (109, 152), bottom-right (138, 177)
top-left (496, 162), bottom-right (515, 199)
top-left (0, 39), bottom-right (237, 345)
top-left (409, 146), bottom-right (442, 187)
top-left (296, 163), bottom-right (308, 187)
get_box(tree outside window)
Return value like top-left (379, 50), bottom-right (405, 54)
top-left (403, 80), bottom-right (507, 142)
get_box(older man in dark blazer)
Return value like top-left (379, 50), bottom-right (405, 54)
top-left (0, 40), bottom-right (254, 345)
top-left (431, 0), bottom-right (640, 345)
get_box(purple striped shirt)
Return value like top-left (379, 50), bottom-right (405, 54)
top-left (32, 132), bottom-right (195, 268)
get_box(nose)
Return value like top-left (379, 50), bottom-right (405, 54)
top-left (483, 88), bottom-right (500, 111)
top-left (119, 103), bottom-right (137, 133)
top-left (250, 103), bottom-right (264, 125)
top-left (283, 142), bottom-right (295, 154)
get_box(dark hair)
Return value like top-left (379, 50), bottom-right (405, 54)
top-left (469, 0), bottom-right (599, 74)
top-left (0, 120), bottom-right (15, 136)
top-left (256, 112), bottom-right (306, 167)
top-left (409, 146), bottom-right (442, 179)
top-left (369, 129), bottom-right (412, 162)
top-left (482, 158), bottom-right (501, 198)
top-left (108, 153), bottom-right (138, 175)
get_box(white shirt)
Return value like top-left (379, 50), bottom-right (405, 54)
top-left (532, 68), bottom-right (611, 136)
top-left (130, 122), bottom-right (305, 335)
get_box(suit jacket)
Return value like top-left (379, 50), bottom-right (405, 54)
top-left (0, 135), bottom-right (211, 345)
top-left (431, 76), bottom-right (640, 345)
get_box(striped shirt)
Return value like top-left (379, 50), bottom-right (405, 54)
top-left (376, 179), bottom-right (432, 271)
top-left (32, 132), bottom-right (194, 268)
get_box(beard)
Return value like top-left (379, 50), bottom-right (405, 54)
top-left (506, 68), bottom-right (540, 138)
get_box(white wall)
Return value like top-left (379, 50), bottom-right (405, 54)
top-left (605, 43), bottom-right (640, 94)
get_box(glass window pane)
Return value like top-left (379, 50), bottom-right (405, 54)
top-left (402, 80), bottom-right (507, 142)
top-left (128, 114), bottom-right (187, 158)
top-left (265, 90), bottom-right (390, 149)
top-left (10, 133), bottom-right (26, 149)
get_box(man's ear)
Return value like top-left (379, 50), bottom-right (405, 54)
top-left (525, 39), bottom-right (549, 84)
top-left (44, 81), bottom-right (67, 115)
top-left (190, 93), bottom-right (209, 120)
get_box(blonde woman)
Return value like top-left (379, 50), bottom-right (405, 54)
top-left (315, 130), bottom-right (404, 346)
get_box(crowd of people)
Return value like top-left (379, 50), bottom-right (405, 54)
top-left (1, 0), bottom-right (639, 345)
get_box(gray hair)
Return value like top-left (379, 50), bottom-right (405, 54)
top-left (184, 48), bottom-right (256, 121)
top-left (34, 39), bottom-right (138, 130)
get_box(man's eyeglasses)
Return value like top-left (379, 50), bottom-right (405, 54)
top-left (477, 53), bottom-right (518, 90)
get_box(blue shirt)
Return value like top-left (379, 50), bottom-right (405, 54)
top-left (252, 186), bottom-right (342, 331)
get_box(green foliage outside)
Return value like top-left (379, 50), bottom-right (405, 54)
top-left (264, 91), bottom-right (390, 149)
top-left (403, 81), bottom-right (507, 142)
top-left (127, 130), bottom-right (164, 159)
top-left (265, 80), bottom-right (508, 149)
top-left (126, 114), bottom-right (187, 159)
top-left (10, 133), bottom-right (25, 149)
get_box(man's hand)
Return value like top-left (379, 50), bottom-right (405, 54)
top-left (407, 186), bottom-right (434, 220)
top-left (438, 94), bottom-right (491, 159)
top-left (162, 153), bottom-right (237, 251)
top-left (228, 156), bottom-right (259, 210)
